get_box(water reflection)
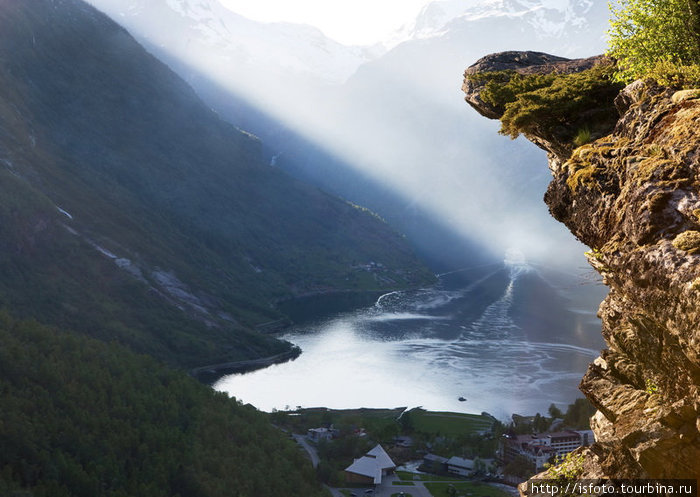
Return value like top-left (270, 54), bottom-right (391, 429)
top-left (215, 263), bottom-right (604, 420)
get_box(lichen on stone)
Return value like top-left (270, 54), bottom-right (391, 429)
top-left (672, 230), bottom-right (700, 254)
top-left (671, 88), bottom-right (700, 104)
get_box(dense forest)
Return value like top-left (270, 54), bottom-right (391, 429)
top-left (0, 312), bottom-right (327, 497)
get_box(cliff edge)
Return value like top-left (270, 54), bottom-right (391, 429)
top-left (464, 51), bottom-right (700, 480)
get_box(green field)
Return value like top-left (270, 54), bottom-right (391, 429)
top-left (409, 409), bottom-right (495, 437)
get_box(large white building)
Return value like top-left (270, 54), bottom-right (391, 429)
top-left (501, 430), bottom-right (594, 472)
top-left (344, 444), bottom-right (396, 485)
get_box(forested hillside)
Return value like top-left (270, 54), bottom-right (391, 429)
top-left (0, 311), bottom-right (327, 497)
top-left (0, 0), bottom-right (433, 368)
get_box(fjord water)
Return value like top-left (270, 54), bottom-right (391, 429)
top-left (215, 259), bottom-right (605, 420)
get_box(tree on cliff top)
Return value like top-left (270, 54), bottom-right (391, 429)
top-left (607, 0), bottom-right (700, 82)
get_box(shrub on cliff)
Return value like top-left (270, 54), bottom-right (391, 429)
top-left (607, 0), bottom-right (700, 83)
top-left (643, 60), bottom-right (700, 88)
top-left (468, 64), bottom-right (623, 147)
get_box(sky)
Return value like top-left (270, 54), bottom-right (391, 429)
top-left (218, 0), bottom-right (431, 45)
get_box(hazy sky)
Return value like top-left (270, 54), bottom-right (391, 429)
top-left (218, 0), bottom-right (431, 45)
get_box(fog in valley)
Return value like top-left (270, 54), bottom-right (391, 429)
top-left (87, 0), bottom-right (610, 270)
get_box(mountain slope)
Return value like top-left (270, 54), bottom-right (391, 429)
top-left (83, 0), bottom-right (611, 270)
top-left (0, 311), bottom-right (327, 497)
top-left (0, 0), bottom-right (433, 367)
top-left (268, 0), bottom-right (610, 268)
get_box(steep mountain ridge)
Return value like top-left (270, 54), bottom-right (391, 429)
top-left (85, 0), bottom-right (611, 274)
top-left (0, 0), bottom-right (433, 368)
top-left (464, 52), bottom-right (700, 480)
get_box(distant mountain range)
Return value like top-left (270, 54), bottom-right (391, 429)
top-left (89, 0), bottom-right (607, 82)
top-left (392, 0), bottom-right (607, 50)
top-left (0, 0), bottom-right (433, 368)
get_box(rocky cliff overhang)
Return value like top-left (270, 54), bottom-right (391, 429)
top-left (463, 51), bottom-right (607, 119)
top-left (463, 51), bottom-right (700, 481)
top-left (463, 51), bottom-right (615, 171)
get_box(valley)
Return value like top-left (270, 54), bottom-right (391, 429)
top-left (215, 258), bottom-right (604, 419)
top-left (1, 0), bottom-right (669, 494)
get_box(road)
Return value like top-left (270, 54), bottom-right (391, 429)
top-left (292, 435), bottom-right (346, 497)
top-left (293, 434), bottom-right (320, 468)
top-left (374, 473), bottom-right (434, 497)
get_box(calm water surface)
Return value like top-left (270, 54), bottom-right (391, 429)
top-left (215, 261), bottom-right (604, 420)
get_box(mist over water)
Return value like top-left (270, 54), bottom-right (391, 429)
top-left (215, 260), bottom-right (604, 420)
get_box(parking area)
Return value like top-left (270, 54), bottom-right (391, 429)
top-left (336, 473), bottom-right (434, 497)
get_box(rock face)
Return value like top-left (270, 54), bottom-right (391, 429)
top-left (464, 52), bottom-right (700, 479)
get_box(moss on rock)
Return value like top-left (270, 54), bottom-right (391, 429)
top-left (465, 63), bottom-right (623, 160)
top-left (672, 230), bottom-right (700, 254)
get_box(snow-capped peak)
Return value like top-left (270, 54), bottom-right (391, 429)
top-left (387, 0), bottom-right (595, 48)
top-left (89, 0), bottom-right (381, 83)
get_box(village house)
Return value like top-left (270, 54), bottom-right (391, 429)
top-left (422, 453), bottom-right (448, 473)
top-left (306, 427), bottom-right (336, 443)
top-left (393, 435), bottom-right (414, 448)
top-left (447, 456), bottom-right (474, 477)
top-left (422, 454), bottom-right (494, 477)
top-left (344, 444), bottom-right (396, 485)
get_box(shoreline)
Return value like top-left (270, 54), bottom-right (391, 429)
top-left (190, 346), bottom-right (302, 383)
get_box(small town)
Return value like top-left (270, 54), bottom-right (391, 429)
top-left (271, 399), bottom-right (596, 497)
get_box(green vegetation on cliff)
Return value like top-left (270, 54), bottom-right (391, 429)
top-left (0, 311), bottom-right (326, 497)
top-left (465, 63), bottom-right (623, 149)
top-left (608, 0), bottom-right (700, 85)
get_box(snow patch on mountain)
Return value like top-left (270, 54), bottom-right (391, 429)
top-left (387, 0), bottom-right (596, 48)
top-left (92, 0), bottom-right (380, 83)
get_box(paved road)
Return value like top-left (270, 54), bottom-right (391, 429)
top-left (325, 485), bottom-right (345, 497)
top-left (333, 474), bottom-right (433, 497)
top-left (375, 474), bottom-right (433, 497)
top-left (293, 434), bottom-right (320, 468)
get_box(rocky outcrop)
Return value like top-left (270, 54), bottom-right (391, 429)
top-left (463, 51), bottom-right (608, 120)
top-left (464, 52), bottom-right (700, 480)
top-left (463, 52), bottom-right (615, 171)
